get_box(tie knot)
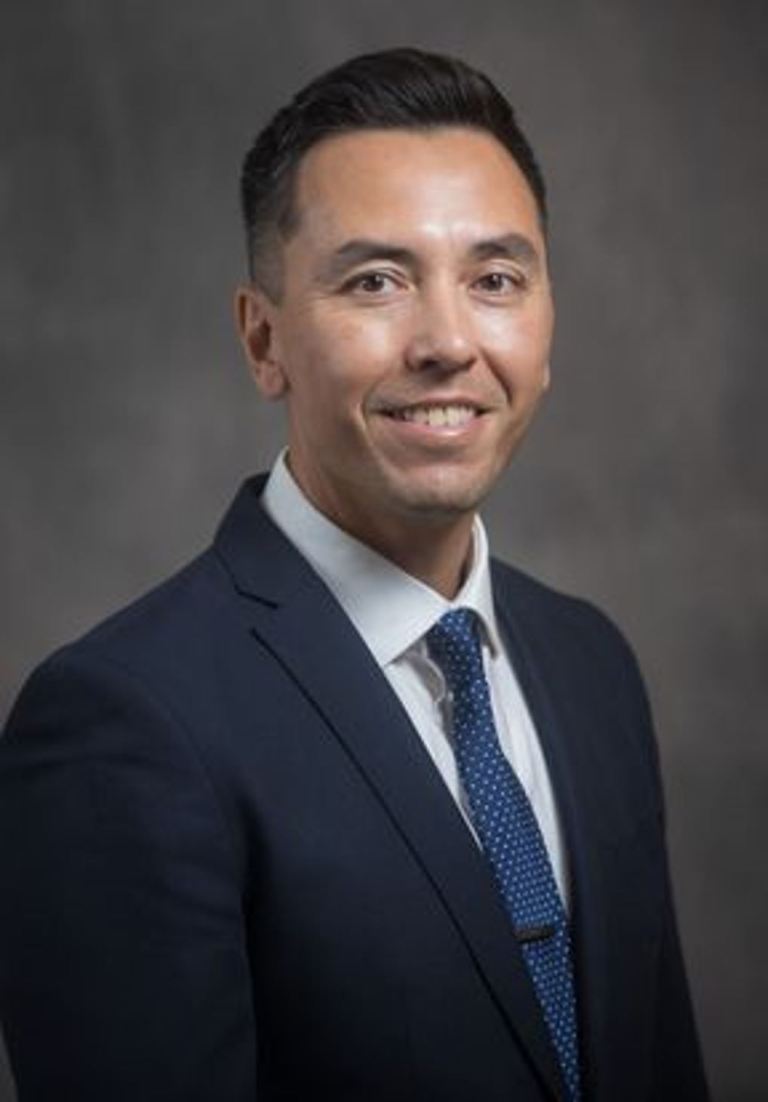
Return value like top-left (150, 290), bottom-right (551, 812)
top-left (426, 608), bottom-right (484, 687)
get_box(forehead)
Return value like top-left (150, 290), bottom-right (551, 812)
top-left (289, 127), bottom-right (543, 249)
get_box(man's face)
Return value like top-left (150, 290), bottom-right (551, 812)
top-left (240, 127), bottom-right (554, 551)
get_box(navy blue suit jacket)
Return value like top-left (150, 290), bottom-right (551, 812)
top-left (0, 476), bottom-right (708, 1100)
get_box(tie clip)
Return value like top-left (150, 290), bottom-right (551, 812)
top-left (515, 924), bottom-right (556, 944)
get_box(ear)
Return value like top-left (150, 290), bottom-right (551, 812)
top-left (234, 284), bottom-right (289, 400)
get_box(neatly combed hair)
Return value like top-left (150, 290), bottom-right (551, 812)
top-left (240, 47), bottom-right (547, 296)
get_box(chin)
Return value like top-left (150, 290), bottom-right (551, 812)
top-left (386, 473), bottom-right (494, 522)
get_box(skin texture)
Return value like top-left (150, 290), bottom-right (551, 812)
top-left (236, 127), bottom-right (554, 597)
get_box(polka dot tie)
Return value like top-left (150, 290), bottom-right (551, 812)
top-left (427, 608), bottom-right (581, 1101)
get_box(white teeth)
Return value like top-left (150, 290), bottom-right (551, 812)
top-left (445, 406), bottom-right (469, 427)
top-left (394, 405), bottom-right (476, 427)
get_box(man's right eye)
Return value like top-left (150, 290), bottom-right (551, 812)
top-left (344, 271), bottom-right (399, 295)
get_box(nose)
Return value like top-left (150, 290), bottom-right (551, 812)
top-left (404, 283), bottom-right (477, 374)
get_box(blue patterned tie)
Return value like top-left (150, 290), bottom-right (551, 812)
top-left (427, 608), bottom-right (581, 1101)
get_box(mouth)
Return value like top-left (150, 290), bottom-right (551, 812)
top-left (380, 403), bottom-right (484, 429)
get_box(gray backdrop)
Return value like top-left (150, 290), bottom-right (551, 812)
top-left (1, 2), bottom-right (766, 1099)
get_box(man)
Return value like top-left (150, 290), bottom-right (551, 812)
top-left (0, 49), bottom-right (708, 1101)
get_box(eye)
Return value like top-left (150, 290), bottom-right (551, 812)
top-left (344, 270), bottom-right (400, 295)
top-left (473, 270), bottom-right (526, 295)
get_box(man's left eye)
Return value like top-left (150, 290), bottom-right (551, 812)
top-left (475, 271), bottom-right (522, 293)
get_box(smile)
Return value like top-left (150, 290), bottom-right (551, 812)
top-left (384, 404), bottom-right (480, 428)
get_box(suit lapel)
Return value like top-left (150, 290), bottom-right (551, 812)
top-left (215, 479), bottom-right (566, 1102)
top-left (493, 565), bottom-right (661, 1101)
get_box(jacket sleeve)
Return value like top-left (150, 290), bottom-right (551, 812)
top-left (0, 648), bottom-right (256, 1102)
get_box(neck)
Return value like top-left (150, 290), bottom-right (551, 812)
top-left (282, 453), bottom-right (477, 598)
top-left (342, 511), bottom-right (476, 599)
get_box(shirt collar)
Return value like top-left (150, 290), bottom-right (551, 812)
top-left (262, 450), bottom-right (503, 668)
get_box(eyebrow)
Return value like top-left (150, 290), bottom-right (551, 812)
top-left (318, 240), bottom-right (416, 283)
top-left (318, 232), bottom-right (541, 283)
top-left (470, 233), bottom-right (540, 268)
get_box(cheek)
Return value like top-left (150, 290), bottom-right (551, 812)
top-left (290, 317), bottom-right (399, 409)
top-left (283, 328), bottom-right (381, 435)
top-left (482, 308), bottom-right (552, 371)
top-left (330, 314), bottom-right (400, 376)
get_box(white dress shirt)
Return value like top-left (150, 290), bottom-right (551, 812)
top-left (262, 452), bottom-right (570, 908)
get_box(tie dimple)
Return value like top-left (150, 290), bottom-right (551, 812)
top-left (427, 608), bottom-right (581, 1101)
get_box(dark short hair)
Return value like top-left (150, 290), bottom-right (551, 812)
top-left (240, 47), bottom-right (547, 297)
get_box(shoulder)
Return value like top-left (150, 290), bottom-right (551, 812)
top-left (491, 557), bottom-right (634, 658)
top-left (5, 474), bottom-right (279, 726)
top-left (59, 545), bottom-right (235, 672)
top-left (491, 557), bottom-right (665, 813)
top-left (3, 528), bottom-right (261, 758)
top-left (3, 546), bottom-right (225, 729)
top-left (490, 557), bottom-right (654, 732)
top-left (0, 544), bottom-right (252, 868)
